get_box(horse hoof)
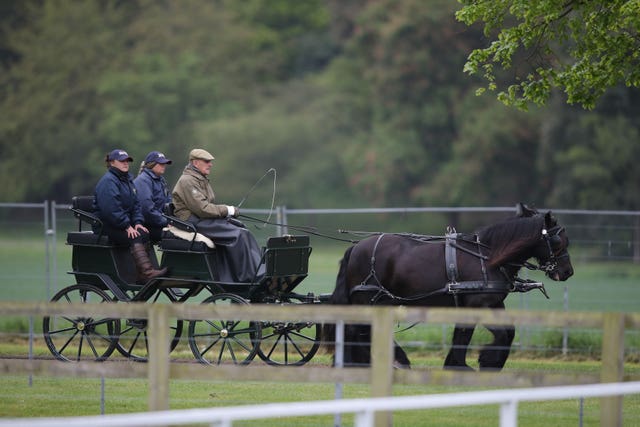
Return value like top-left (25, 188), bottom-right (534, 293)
top-left (393, 360), bottom-right (411, 370)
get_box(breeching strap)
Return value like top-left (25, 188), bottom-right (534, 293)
top-left (350, 234), bottom-right (397, 303)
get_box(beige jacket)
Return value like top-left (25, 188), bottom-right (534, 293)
top-left (172, 165), bottom-right (230, 221)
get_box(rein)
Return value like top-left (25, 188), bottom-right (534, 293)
top-left (239, 214), bottom-right (359, 244)
top-left (238, 192), bottom-right (560, 302)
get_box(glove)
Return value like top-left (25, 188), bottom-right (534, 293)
top-left (226, 205), bottom-right (240, 218)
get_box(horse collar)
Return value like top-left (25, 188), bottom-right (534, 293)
top-left (445, 232), bottom-right (513, 301)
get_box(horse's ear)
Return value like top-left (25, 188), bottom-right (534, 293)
top-left (516, 203), bottom-right (537, 217)
top-left (544, 211), bottom-right (556, 227)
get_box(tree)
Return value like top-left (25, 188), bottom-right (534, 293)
top-left (421, 95), bottom-right (543, 207)
top-left (0, 0), bottom-right (132, 202)
top-left (542, 88), bottom-right (640, 210)
top-left (323, 0), bottom-right (485, 205)
top-left (0, 0), bottom-right (335, 202)
top-left (456, 0), bottom-right (640, 110)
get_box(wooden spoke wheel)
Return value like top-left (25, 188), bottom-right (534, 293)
top-left (43, 284), bottom-right (120, 362)
top-left (188, 293), bottom-right (261, 365)
top-left (115, 288), bottom-right (184, 362)
top-left (257, 297), bottom-right (320, 366)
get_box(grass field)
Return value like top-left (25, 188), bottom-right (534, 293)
top-left (1, 236), bottom-right (640, 424)
top-left (2, 235), bottom-right (640, 310)
top-left (2, 363), bottom-right (640, 426)
top-left (1, 236), bottom-right (639, 354)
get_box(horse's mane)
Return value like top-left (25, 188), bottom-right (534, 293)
top-left (477, 215), bottom-right (544, 268)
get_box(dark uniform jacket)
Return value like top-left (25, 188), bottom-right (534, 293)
top-left (134, 168), bottom-right (171, 228)
top-left (93, 167), bottom-right (144, 231)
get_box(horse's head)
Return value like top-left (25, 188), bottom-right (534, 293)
top-left (516, 203), bottom-right (574, 281)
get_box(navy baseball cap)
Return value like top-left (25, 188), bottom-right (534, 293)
top-left (144, 151), bottom-right (172, 165)
top-left (107, 149), bottom-right (133, 162)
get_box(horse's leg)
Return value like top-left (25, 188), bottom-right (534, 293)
top-left (348, 326), bottom-right (409, 368)
top-left (342, 324), bottom-right (358, 367)
top-left (478, 323), bottom-right (515, 371)
top-left (443, 324), bottom-right (475, 370)
top-left (343, 324), bottom-right (371, 367)
top-left (393, 341), bottom-right (411, 369)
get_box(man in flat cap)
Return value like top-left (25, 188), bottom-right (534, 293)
top-left (172, 148), bottom-right (263, 282)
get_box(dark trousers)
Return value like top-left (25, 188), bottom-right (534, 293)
top-left (146, 225), bottom-right (164, 244)
top-left (189, 216), bottom-right (264, 283)
top-left (102, 225), bottom-right (150, 247)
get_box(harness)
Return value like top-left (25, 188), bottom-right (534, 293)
top-left (350, 229), bottom-right (550, 306)
top-left (444, 228), bottom-right (512, 306)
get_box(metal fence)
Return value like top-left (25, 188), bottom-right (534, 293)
top-left (1, 202), bottom-right (639, 424)
top-left (2, 200), bottom-right (639, 293)
top-left (1, 302), bottom-right (638, 426)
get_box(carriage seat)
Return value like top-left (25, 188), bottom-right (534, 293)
top-left (66, 195), bottom-right (112, 247)
top-left (160, 203), bottom-right (215, 252)
top-left (67, 231), bottom-right (111, 246)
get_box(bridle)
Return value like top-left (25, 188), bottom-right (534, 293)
top-left (533, 224), bottom-right (569, 275)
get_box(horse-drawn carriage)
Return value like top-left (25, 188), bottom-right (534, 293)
top-left (44, 198), bottom-right (574, 370)
top-left (43, 196), bottom-right (326, 365)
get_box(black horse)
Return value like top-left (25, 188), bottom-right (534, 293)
top-left (322, 203), bottom-right (574, 370)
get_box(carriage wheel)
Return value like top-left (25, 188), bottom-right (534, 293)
top-left (115, 288), bottom-right (184, 362)
top-left (257, 297), bottom-right (320, 366)
top-left (188, 293), bottom-right (261, 365)
top-left (43, 284), bottom-right (120, 362)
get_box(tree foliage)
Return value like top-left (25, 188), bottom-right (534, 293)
top-left (0, 0), bottom-right (131, 201)
top-left (319, 0), bottom-right (484, 205)
top-left (0, 0), bottom-right (638, 212)
top-left (456, 0), bottom-right (640, 109)
top-left (423, 97), bottom-right (543, 206)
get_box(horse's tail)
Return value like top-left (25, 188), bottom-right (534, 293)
top-left (329, 244), bottom-right (354, 305)
top-left (321, 245), bottom-right (354, 354)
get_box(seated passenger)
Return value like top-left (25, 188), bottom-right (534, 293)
top-left (134, 150), bottom-right (173, 244)
top-left (93, 148), bottom-right (167, 283)
top-left (171, 148), bottom-right (264, 282)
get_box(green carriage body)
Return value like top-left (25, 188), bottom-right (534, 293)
top-left (43, 195), bottom-right (319, 366)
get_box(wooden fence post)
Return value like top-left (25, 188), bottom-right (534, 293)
top-left (600, 312), bottom-right (625, 427)
top-left (370, 307), bottom-right (394, 427)
top-left (148, 304), bottom-right (170, 412)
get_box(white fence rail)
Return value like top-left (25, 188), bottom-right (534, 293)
top-left (2, 302), bottom-right (638, 426)
top-left (1, 381), bottom-right (639, 427)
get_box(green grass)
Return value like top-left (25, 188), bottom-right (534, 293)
top-left (1, 237), bottom-right (640, 424)
top-left (1, 238), bottom-right (640, 356)
top-left (1, 367), bottom-right (639, 426)
top-left (2, 235), bottom-right (640, 310)
top-left (0, 238), bottom-right (53, 301)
